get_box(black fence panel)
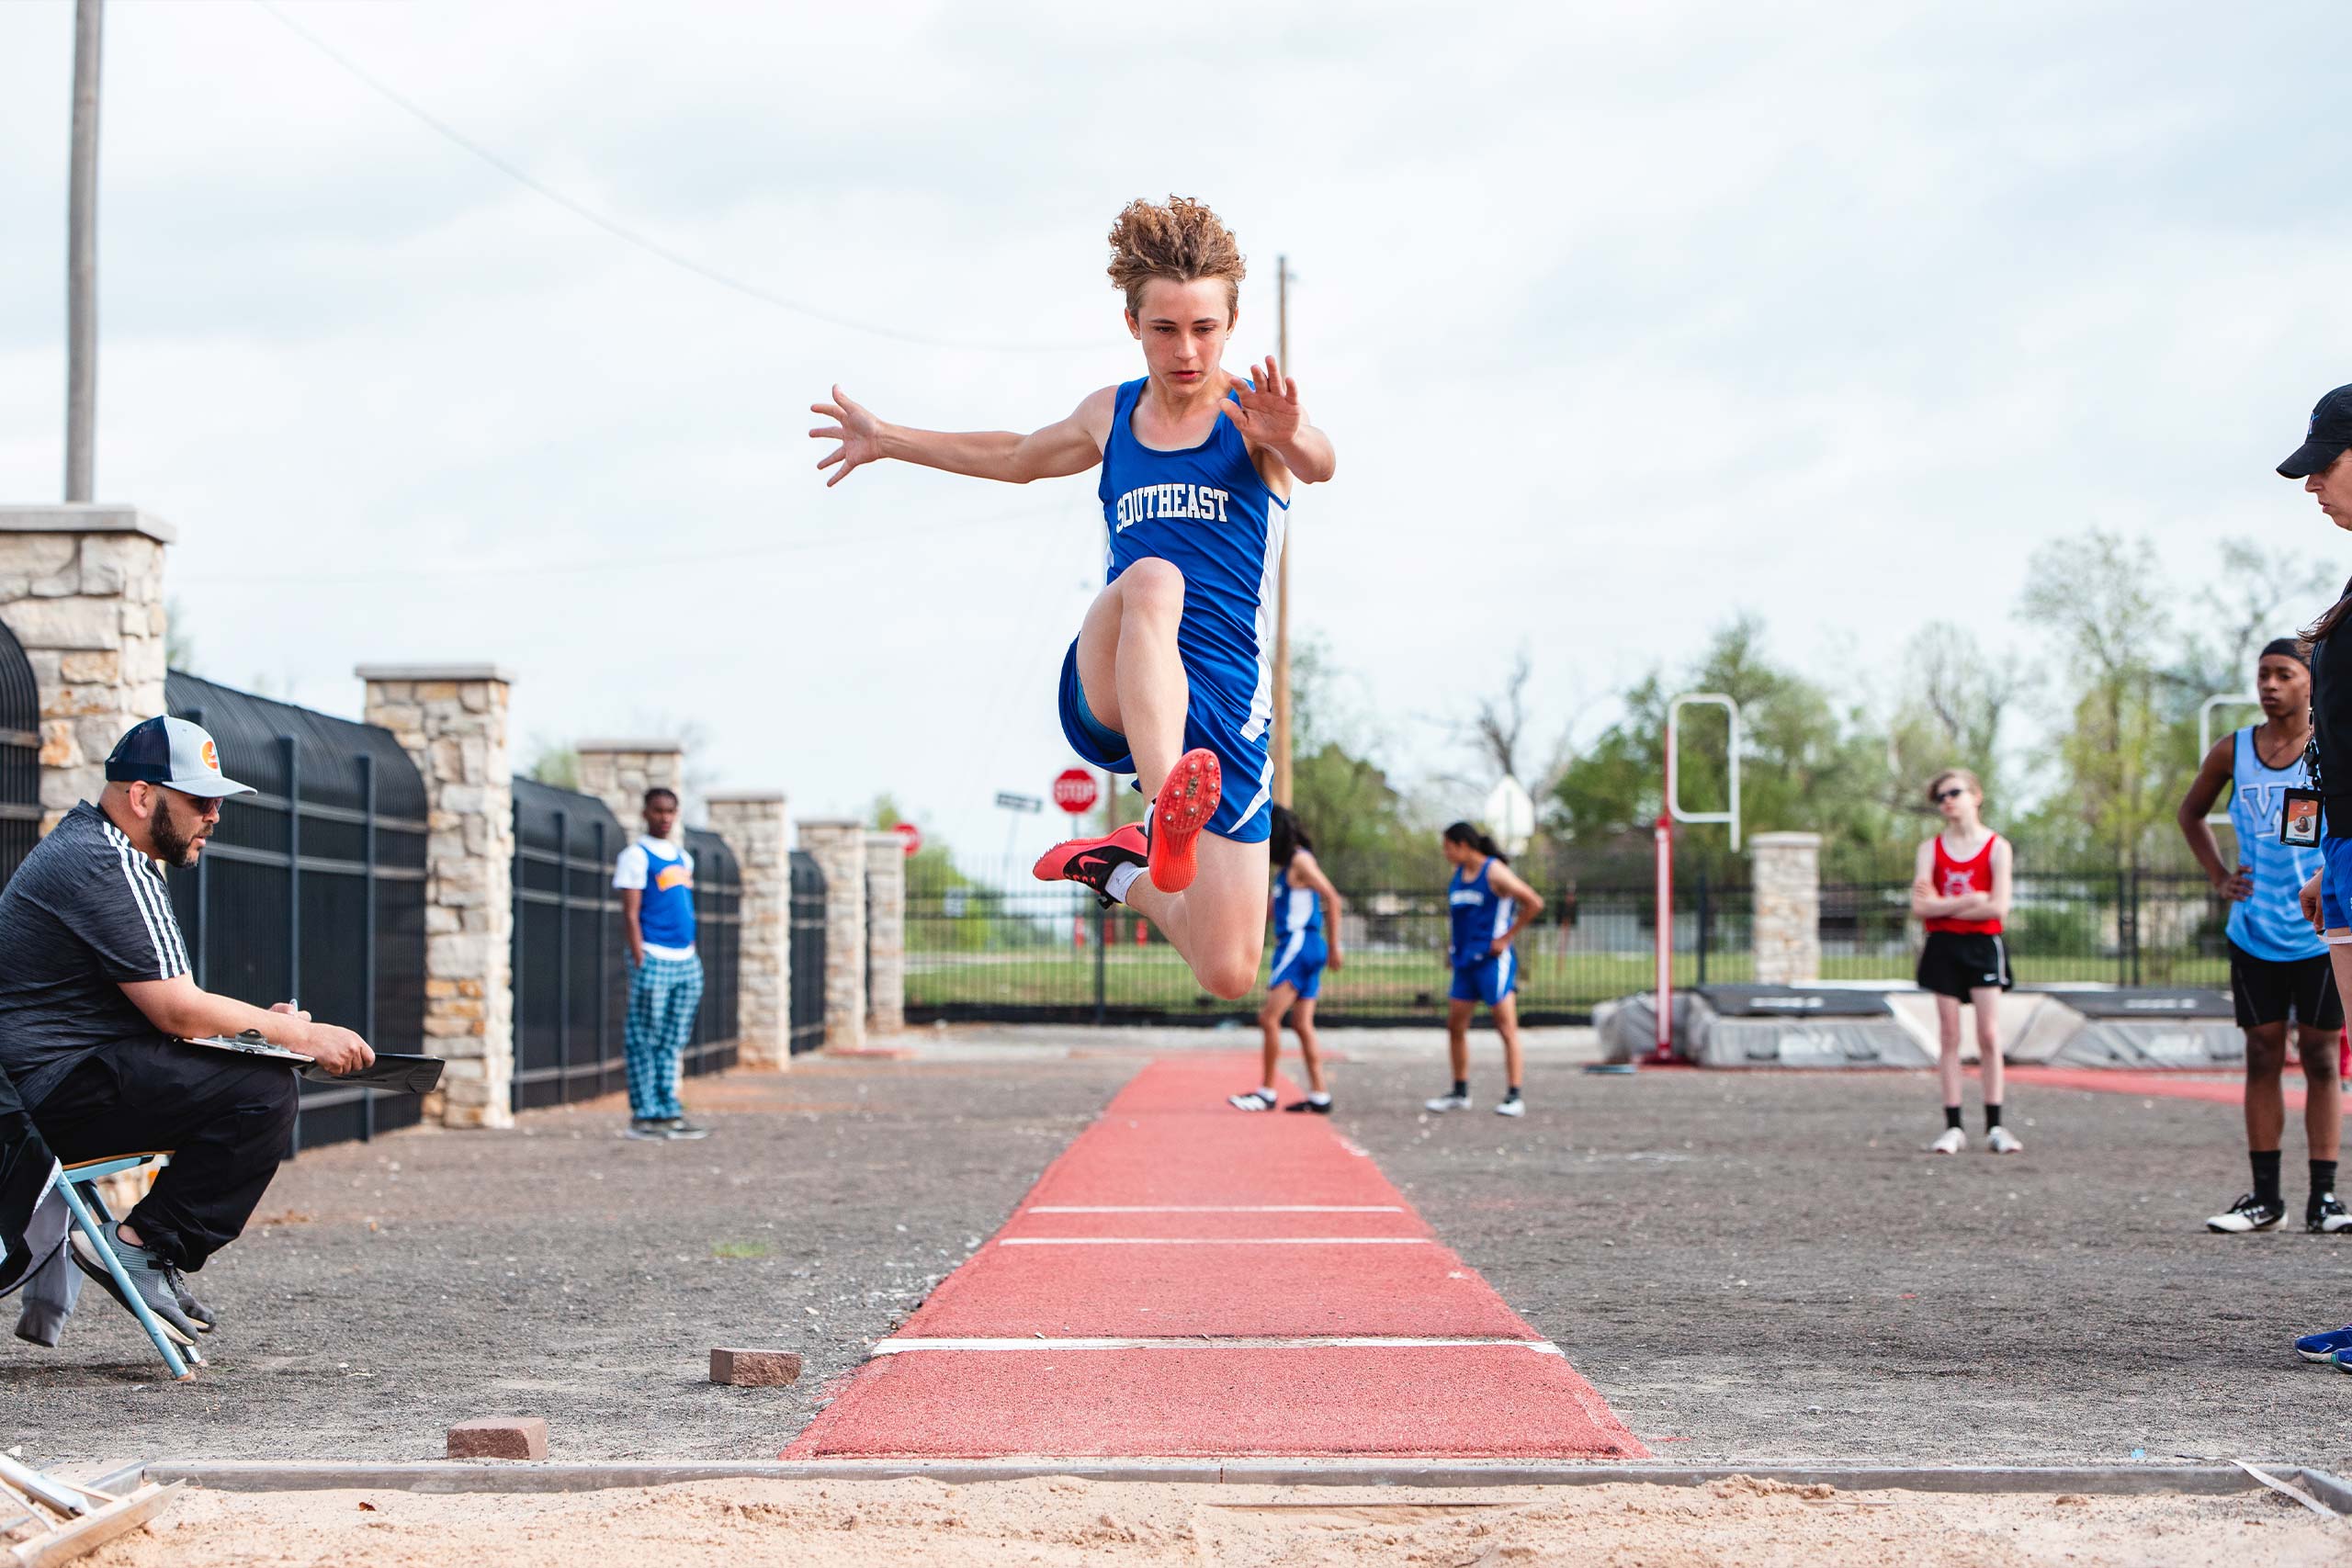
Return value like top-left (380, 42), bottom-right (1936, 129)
top-left (901, 857), bottom-right (1745, 1025)
top-left (684, 826), bottom-right (741, 1077)
top-left (510, 779), bottom-right (628, 1112)
top-left (789, 850), bottom-right (826, 1054)
top-left (165, 671), bottom-right (430, 1150)
top-left (0, 620), bottom-right (40, 888)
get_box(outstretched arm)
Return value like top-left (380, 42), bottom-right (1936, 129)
top-left (810, 385), bottom-right (1113, 488)
top-left (1226, 356), bottom-right (1336, 489)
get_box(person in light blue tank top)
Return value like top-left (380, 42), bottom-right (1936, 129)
top-left (1229, 807), bottom-right (1345, 1113)
top-left (2178, 637), bottom-right (2343, 1234)
top-left (809, 198), bottom-right (1336, 1005)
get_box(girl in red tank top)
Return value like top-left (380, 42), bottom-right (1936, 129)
top-left (1909, 769), bottom-right (2019, 1156)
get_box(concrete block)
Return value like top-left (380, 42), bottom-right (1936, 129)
top-left (447, 1417), bottom-right (547, 1460)
top-left (709, 1348), bottom-right (803, 1387)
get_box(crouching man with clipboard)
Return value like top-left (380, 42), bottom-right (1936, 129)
top-left (0, 717), bottom-right (392, 1346)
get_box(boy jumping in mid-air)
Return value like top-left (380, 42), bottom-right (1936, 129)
top-left (809, 197), bottom-right (1336, 997)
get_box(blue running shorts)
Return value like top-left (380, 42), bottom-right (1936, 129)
top-left (1267, 930), bottom-right (1328, 999)
top-left (2323, 832), bottom-right (2352, 931)
top-left (1057, 639), bottom-right (1273, 844)
top-left (1449, 949), bottom-right (1519, 1006)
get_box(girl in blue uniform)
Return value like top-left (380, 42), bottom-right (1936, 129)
top-left (2181, 638), bottom-right (2346, 1234)
top-left (809, 197), bottom-right (1337, 1000)
top-left (1230, 806), bottom-right (1345, 1113)
top-left (1426, 823), bottom-right (1545, 1117)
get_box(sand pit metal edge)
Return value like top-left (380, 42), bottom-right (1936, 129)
top-left (91, 1459), bottom-right (2352, 1511)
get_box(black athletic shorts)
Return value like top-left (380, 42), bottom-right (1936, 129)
top-left (1917, 930), bottom-right (2014, 1000)
top-left (2226, 939), bottom-right (2344, 1031)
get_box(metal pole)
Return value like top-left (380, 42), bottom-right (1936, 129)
top-left (1094, 903), bottom-right (1108, 1025)
top-left (1270, 254), bottom-right (1293, 807)
top-left (64, 0), bottom-right (102, 502)
top-left (555, 808), bottom-right (571, 1103)
top-left (1652, 814), bottom-right (1673, 1062)
top-left (359, 753), bottom-right (376, 1143)
top-left (1696, 866), bottom-right (1710, 988)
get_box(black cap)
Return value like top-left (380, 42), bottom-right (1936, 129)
top-left (2278, 384), bottom-right (2352, 479)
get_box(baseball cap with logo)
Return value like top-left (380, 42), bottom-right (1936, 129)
top-left (2278, 383), bottom-right (2352, 479)
top-left (104, 716), bottom-right (256, 800)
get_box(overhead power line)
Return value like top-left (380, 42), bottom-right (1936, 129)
top-left (252, 1), bottom-right (1102, 355)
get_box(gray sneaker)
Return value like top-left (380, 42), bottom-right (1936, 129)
top-left (68, 1227), bottom-right (203, 1346)
top-left (624, 1119), bottom-right (670, 1140)
top-left (657, 1117), bottom-right (712, 1140)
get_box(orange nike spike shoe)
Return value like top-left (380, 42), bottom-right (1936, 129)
top-left (1148, 748), bottom-right (1222, 894)
top-left (1032, 823), bottom-right (1149, 906)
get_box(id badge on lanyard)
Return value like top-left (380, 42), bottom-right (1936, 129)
top-left (2286, 728), bottom-right (2324, 848)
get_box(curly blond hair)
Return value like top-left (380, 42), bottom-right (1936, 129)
top-left (1106, 197), bottom-right (1246, 318)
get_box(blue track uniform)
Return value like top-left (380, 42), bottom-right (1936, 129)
top-left (2229, 727), bottom-right (2328, 961)
top-left (1057, 376), bottom-right (1289, 844)
top-left (2225, 726), bottom-right (2341, 1031)
top-left (1267, 863), bottom-right (1328, 998)
top-left (1447, 857), bottom-right (1519, 1006)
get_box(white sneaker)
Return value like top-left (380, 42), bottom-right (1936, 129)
top-left (1985, 1126), bottom-right (2024, 1155)
top-left (1929, 1127), bottom-right (1967, 1156)
top-left (1424, 1092), bottom-right (1471, 1112)
top-left (1494, 1098), bottom-right (1526, 1117)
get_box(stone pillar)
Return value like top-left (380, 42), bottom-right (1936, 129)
top-left (707, 790), bottom-right (790, 1069)
top-left (0, 507), bottom-right (172, 830)
top-left (358, 663), bottom-right (515, 1129)
top-left (864, 831), bottom-right (906, 1035)
top-left (796, 820), bottom-right (865, 1053)
top-left (1752, 831), bottom-right (1822, 987)
top-left (575, 739), bottom-right (686, 841)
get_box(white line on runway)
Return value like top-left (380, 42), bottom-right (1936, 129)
top-left (1025, 1213), bottom-right (1392, 1222)
top-left (997, 1237), bottom-right (1430, 1246)
top-left (870, 1337), bottom-right (1563, 1355)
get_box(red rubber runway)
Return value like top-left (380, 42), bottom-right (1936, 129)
top-left (784, 1055), bottom-right (1645, 1460)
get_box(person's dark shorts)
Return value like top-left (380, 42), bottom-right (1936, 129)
top-left (1917, 930), bottom-right (2014, 1000)
top-left (2226, 939), bottom-right (2344, 1031)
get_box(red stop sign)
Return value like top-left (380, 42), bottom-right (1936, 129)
top-left (1053, 768), bottom-right (1100, 814)
top-left (892, 821), bottom-right (922, 855)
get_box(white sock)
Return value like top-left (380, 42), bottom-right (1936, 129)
top-left (1307, 1091), bottom-right (1330, 1105)
top-left (1103, 863), bottom-right (1144, 904)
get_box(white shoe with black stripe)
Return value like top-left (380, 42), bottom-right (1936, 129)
top-left (1227, 1089), bottom-right (1277, 1111)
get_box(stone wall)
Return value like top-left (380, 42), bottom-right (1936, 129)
top-left (707, 790), bottom-right (790, 1069)
top-left (864, 831), bottom-right (905, 1035)
top-left (1752, 831), bottom-right (1822, 987)
top-left (575, 739), bottom-right (685, 842)
top-left (796, 820), bottom-right (865, 1053)
top-left (0, 507), bottom-right (172, 829)
top-left (359, 663), bottom-right (515, 1128)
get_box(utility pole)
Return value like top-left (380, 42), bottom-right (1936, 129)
top-left (64, 0), bottom-right (103, 502)
top-left (1270, 255), bottom-right (1294, 807)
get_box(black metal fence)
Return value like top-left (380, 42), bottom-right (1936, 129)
top-left (0, 621), bottom-right (41, 887)
top-left (165, 672), bottom-right (430, 1150)
top-left (509, 781), bottom-right (741, 1112)
top-left (789, 849), bottom-right (826, 1055)
top-left (902, 858), bottom-right (2251, 1024)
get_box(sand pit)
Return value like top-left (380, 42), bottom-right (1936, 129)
top-left (88, 1475), bottom-right (2349, 1566)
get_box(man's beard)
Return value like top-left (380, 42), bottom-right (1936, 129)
top-left (151, 808), bottom-right (202, 868)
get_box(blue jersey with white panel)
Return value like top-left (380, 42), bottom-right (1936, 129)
top-left (1075, 376), bottom-right (1288, 843)
top-left (1447, 857), bottom-right (1517, 968)
top-left (2226, 725), bottom-right (2326, 963)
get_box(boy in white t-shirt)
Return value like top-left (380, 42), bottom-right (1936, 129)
top-left (613, 787), bottom-right (708, 1140)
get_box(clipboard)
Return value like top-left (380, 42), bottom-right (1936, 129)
top-left (180, 1032), bottom-right (447, 1096)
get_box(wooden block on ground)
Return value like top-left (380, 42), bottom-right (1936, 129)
top-left (711, 1348), bottom-right (803, 1387)
top-left (447, 1417), bottom-right (548, 1460)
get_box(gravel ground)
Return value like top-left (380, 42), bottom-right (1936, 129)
top-left (3, 1055), bottom-right (1136, 1464)
top-left (6, 1034), bottom-right (2351, 1473)
top-left (1333, 1055), bottom-right (2352, 1470)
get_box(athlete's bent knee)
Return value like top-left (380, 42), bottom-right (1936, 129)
top-left (1200, 953), bottom-right (1261, 1000)
top-left (1119, 558), bottom-right (1187, 619)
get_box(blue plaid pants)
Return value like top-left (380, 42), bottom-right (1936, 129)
top-left (624, 953), bottom-right (704, 1121)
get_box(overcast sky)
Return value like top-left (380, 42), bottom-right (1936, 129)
top-left (1, 1), bottom-right (2345, 866)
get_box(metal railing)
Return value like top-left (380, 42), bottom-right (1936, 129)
top-left (166, 672), bottom-right (430, 1151)
top-left (788, 849), bottom-right (826, 1055)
